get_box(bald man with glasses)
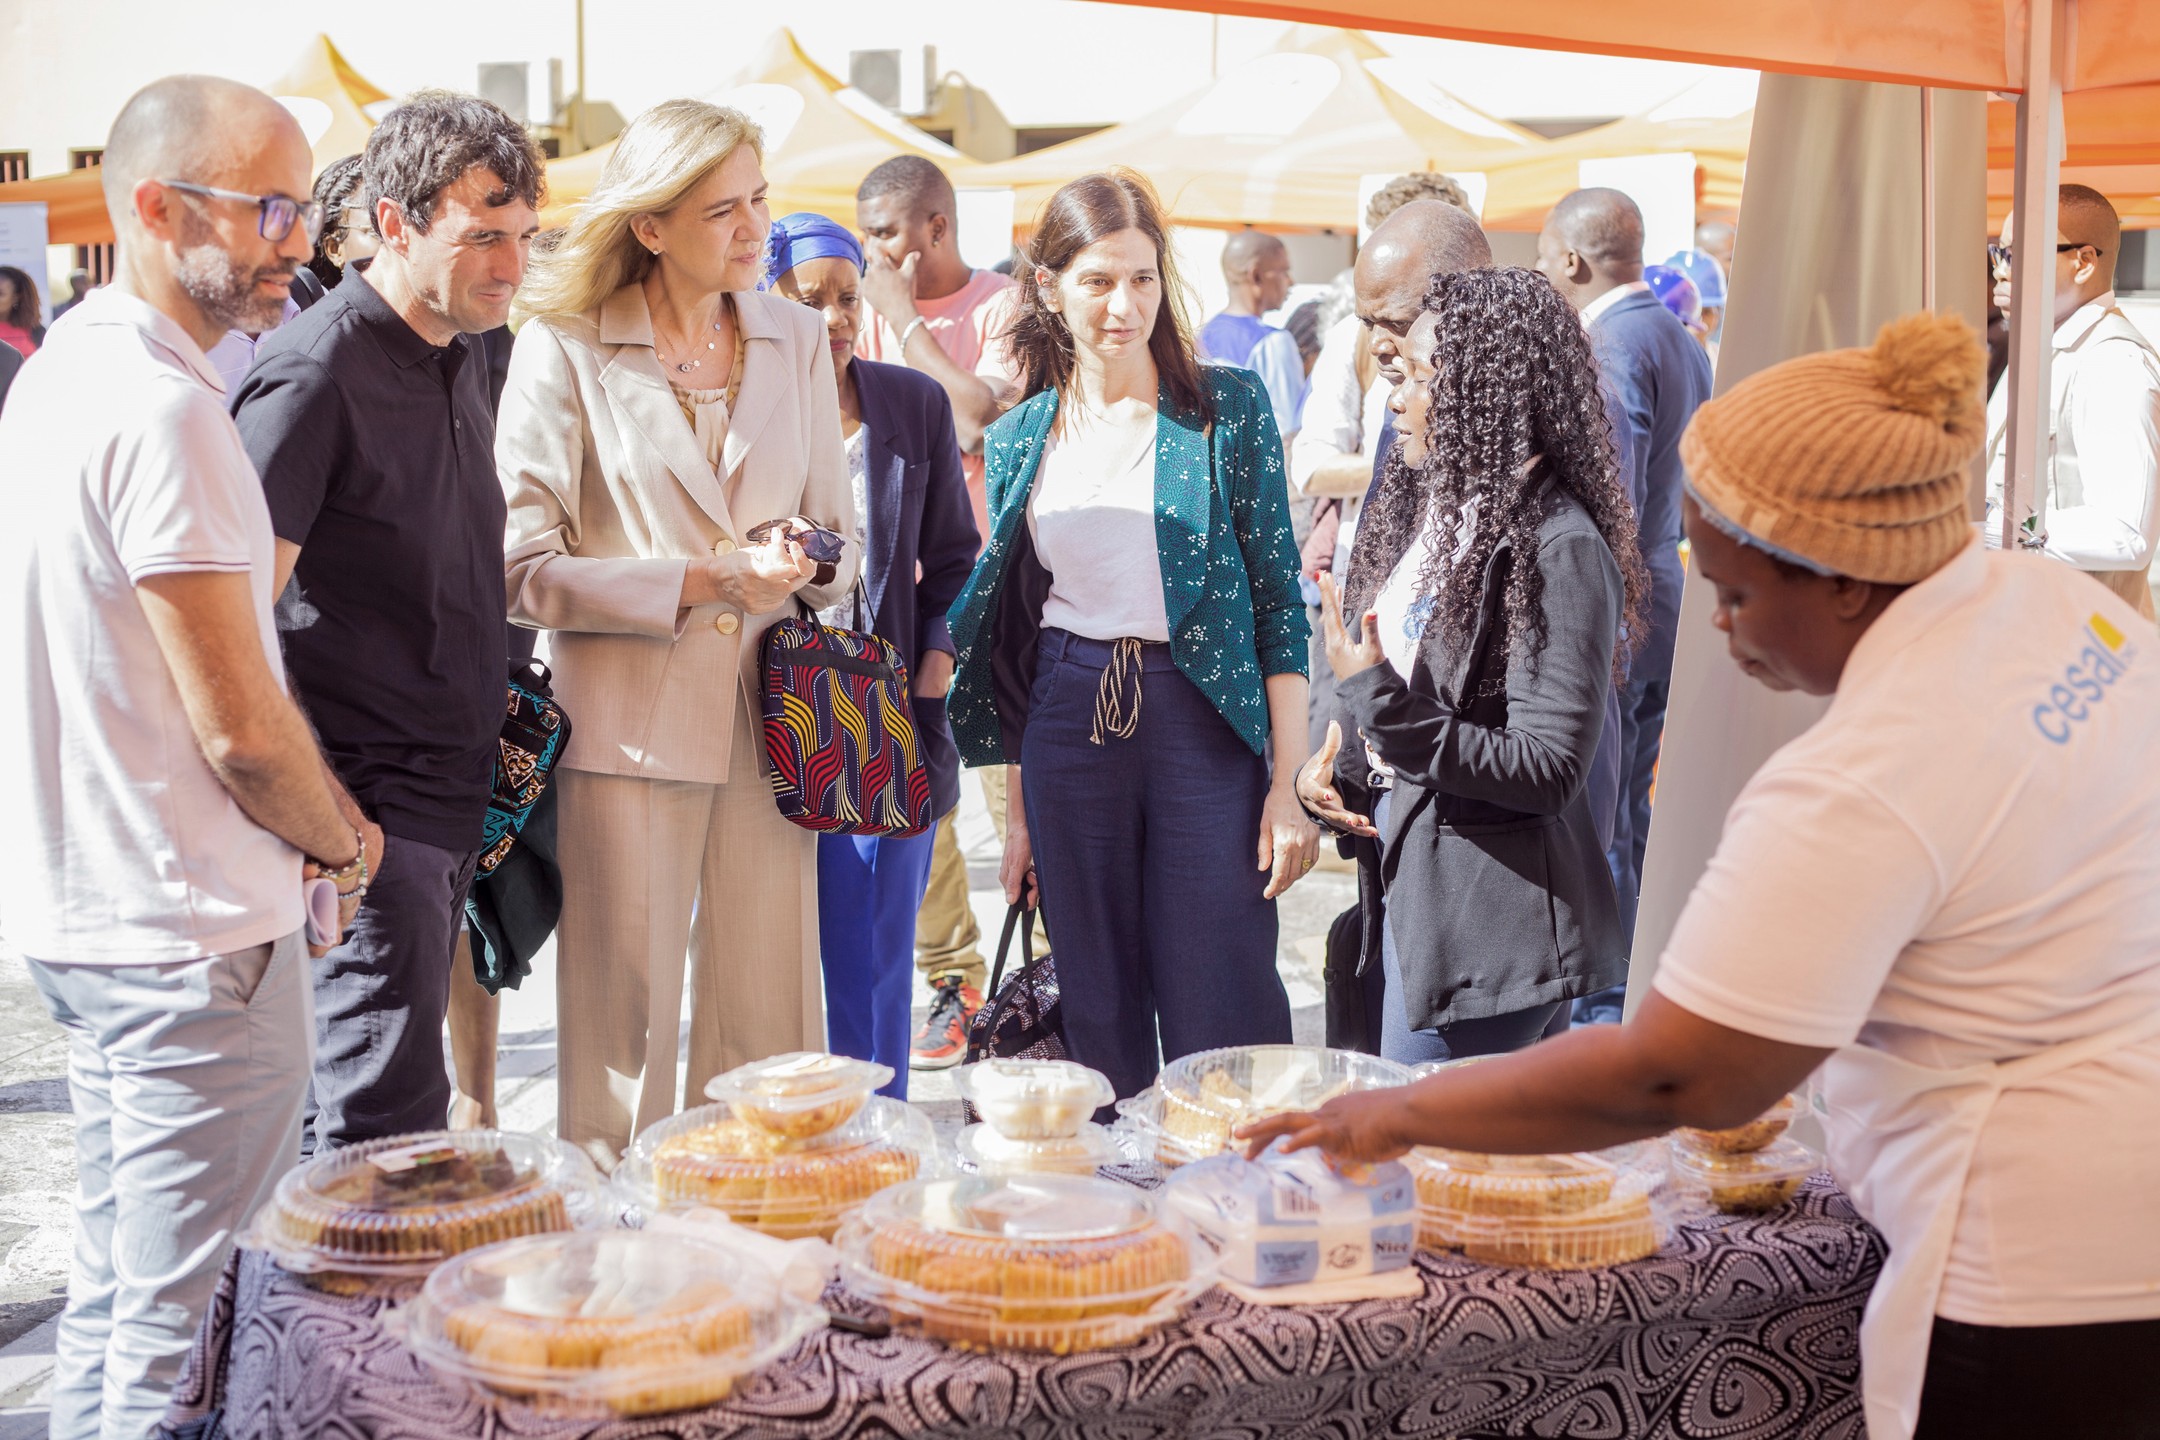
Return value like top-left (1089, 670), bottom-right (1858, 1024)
top-left (0, 76), bottom-right (379, 1440)
top-left (1987, 184), bottom-right (2160, 623)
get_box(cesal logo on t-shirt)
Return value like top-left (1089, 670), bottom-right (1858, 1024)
top-left (2031, 612), bottom-right (2139, 745)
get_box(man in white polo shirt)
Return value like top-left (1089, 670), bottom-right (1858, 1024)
top-left (0, 76), bottom-right (382, 1440)
top-left (1247, 314), bottom-right (2160, 1440)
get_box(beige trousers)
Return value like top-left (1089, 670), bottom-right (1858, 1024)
top-left (912, 813), bottom-right (986, 991)
top-left (553, 701), bottom-right (822, 1166)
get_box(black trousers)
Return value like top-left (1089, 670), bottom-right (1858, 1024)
top-left (1914, 1314), bottom-right (2160, 1440)
top-left (304, 833), bottom-right (479, 1152)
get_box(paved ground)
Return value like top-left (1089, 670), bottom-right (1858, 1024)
top-left (0, 771), bottom-right (1353, 1438)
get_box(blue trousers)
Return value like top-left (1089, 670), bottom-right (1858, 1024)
top-left (1584, 660), bottom-right (1672, 1024)
top-left (817, 827), bottom-right (938, 1100)
top-left (1021, 630), bottom-right (1291, 1100)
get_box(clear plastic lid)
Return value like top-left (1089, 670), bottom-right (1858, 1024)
top-left (837, 1174), bottom-right (1216, 1354)
top-left (614, 1096), bottom-right (938, 1239)
top-left (1674, 1091), bottom-right (1800, 1155)
top-left (702, 1052), bottom-right (891, 1140)
top-left (953, 1059), bottom-right (1115, 1140)
top-left (250, 1131), bottom-right (601, 1278)
top-left (1409, 1143), bottom-right (1671, 1270)
top-left (955, 1122), bottom-right (1132, 1177)
top-left (400, 1230), bottom-right (822, 1417)
top-left (1152, 1047), bottom-right (1412, 1162)
top-left (1672, 1134), bottom-right (1818, 1214)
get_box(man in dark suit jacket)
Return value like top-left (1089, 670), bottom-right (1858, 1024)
top-left (1536, 187), bottom-right (1714, 1021)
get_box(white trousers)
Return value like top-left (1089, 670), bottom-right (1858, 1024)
top-left (553, 701), bottom-right (823, 1167)
top-left (28, 930), bottom-right (311, 1440)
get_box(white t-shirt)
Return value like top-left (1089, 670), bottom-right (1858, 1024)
top-left (1653, 541), bottom-right (2160, 1325)
top-left (1290, 314), bottom-right (1392, 573)
top-left (1026, 409), bottom-right (1171, 643)
top-left (1371, 499), bottom-right (1479, 679)
top-left (0, 288), bottom-right (302, 962)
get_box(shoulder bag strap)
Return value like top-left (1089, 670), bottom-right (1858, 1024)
top-left (985, 900), bottom-right (1038, 999)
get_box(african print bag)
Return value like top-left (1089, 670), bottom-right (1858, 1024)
top-left (475, 660), bottom-right (571, 878)
top-left (760, 595), bottom-right (932, 837)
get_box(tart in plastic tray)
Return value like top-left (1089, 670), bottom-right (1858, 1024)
top-left (1408, 1143), bottom-right (1671, 1269)
top-left (1674, 1092), bottom-right (1800, 1155)
top-left (251, 1131), bottom-right (600, 1278)
top-left (1153, 1046), bottom-right (1413, 1162)
top-left (703, 1052), bottom-right (890, 1139)
top-left (955, 1121), bottom-right (1133, 1177)
top-left (837, 1173), bottom-right (1215, 1354)
top-left (615, 1096), bottom-right (937, 1238)
top-left (953, 1059), bottom-right (1114, 1139)
top-left (400, 1230), bottom-right (822, 1417)
top-left (1672, 1134), bottom-right (1818, 1214)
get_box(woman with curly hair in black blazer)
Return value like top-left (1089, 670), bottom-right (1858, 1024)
top-left (1298, 264), bottom-right (1648, 1063)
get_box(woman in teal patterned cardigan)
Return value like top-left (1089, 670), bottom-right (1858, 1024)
top-left (945, 171), bottom-right (1319, 1099)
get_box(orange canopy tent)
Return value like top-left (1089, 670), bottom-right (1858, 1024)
top-left (1986, 84), bottom-right (2160, 228)
top-left (543, 29), bottom-right (963, 227)
top-left (964, 26), bottom-right (1540, 230)
top-left (0, 34), bottom-right (391, 247)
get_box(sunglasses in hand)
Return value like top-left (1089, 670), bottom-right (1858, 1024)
top-left (744, 518), bottom-right (845, 565)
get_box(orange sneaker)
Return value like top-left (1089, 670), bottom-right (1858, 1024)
top-left (910, 975), bottom-right (982, 1070)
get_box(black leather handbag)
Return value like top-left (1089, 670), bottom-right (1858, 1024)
top-left (963, 903), bottom-right (1064, 1067)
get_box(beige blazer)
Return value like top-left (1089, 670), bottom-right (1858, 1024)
top-left (497, 283), bottom-right (858, 783)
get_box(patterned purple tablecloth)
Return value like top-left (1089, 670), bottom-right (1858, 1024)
top-left (159, 1177), bottom-right (1879, 1440)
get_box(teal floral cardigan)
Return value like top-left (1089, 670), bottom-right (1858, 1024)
top-left (946, 365), bottom-right (1310, 766)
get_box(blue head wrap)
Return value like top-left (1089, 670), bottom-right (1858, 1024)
top-left (761, 212), bottom-right (865, 290)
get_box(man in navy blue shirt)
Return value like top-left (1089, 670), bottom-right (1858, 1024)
top-left (1536, 187), bottom-right (1714, 1021)
top-left (232, 92), bottom-right (544, 1148)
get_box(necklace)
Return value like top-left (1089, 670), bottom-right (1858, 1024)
top-left (659, 312), bottom-right (725, 374)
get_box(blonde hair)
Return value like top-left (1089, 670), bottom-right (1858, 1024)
top-left (517, 99), bottom-right (764, 320)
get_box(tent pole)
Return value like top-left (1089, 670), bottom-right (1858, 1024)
top-left (2001, 0), bottom-right (2067, 550)
top-left (1921, 87), bottom-right (1936, 311)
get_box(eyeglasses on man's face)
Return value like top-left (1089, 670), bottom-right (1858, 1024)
top-left (161, 180), bottom-right (326, 245)
top-left (1988, 240), bottom-right (2100, 276)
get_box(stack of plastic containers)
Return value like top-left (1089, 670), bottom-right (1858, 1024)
top-left (1669, 1093), bottom-right (1819, 1214)
top-left (249, 1131), bottom-right (601, 1287)
top-left (1405, 1142), bottom-right (1672, 1269)
top-left (614, 1053), bottom-right (941, 1238)
top-left (837, 1173), bottom-right (1215, 1354)
top-left (1115, 1046), bottom-right (1413, 1168)
top-left (952, 1059), bottom-right (1131, 1176)
top-left (400, 1230), bottom-right (821, 1417)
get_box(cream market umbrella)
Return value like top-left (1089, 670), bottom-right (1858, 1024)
top-left (543, 28), bottom-right (965, 227)
top-left (967, 26), bottom-right (1542, 230)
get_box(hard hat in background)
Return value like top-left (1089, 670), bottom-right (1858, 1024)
top-left (1662, 248), bottom-right (1728, 309)
top-left (1644, 264), bottom-right (1705, 333)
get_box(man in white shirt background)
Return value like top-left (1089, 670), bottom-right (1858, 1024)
top-left (1986, 184), bottom-right (2160, 623)
top-left (0, 75), bottom-right (382, 1440)
top-left (1197, 229), bottom-right (1307, 439)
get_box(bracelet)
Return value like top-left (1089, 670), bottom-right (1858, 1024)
top-left (318, 824), bottom-right (370, 900)
top-left (897, 316), bottom-right (929, 359)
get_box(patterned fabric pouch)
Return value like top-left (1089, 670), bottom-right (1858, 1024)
top-left (760, 593), bottom-right (932, 837)
top-left (965, 903), bottom-right (1064, 1069)
top-left (476, 660), bottom-right (571, 877)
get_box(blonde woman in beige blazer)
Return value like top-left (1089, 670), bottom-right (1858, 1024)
top-left (497, 100), bottom-right (857, 1165)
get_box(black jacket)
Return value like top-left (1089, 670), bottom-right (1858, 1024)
top-left (1333, 486), bottom-right (1627, 1029)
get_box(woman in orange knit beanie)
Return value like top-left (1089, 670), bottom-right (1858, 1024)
top-left (1245, 311), bottom-right (2160, 1440)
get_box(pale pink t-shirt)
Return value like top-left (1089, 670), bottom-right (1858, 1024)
top-left (857, 268), bottom-right (1016, 546)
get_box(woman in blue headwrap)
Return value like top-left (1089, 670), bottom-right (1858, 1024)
top-left (770, 212), bottom-right (981, 1096)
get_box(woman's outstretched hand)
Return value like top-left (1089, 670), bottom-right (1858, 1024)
top-left (1318, 573), bottom-right (1385, 681)
top-left (1258, 782), bottom-right (1320, 899)
top-left (1236, 1087), bottom-right (1415, 1165)
top-left (1295, 721), bottom-right (1378, 838)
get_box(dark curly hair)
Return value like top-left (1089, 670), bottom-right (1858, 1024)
top-left (1343, 266), bottom-right (1647, 681)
